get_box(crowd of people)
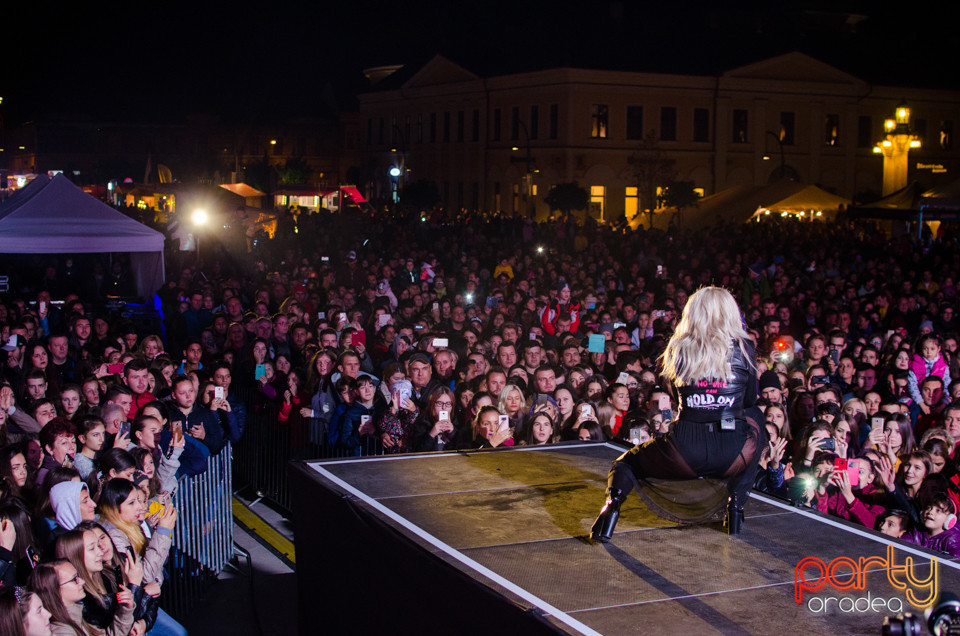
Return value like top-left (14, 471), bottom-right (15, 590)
top-left (1, 201), bottom-right (959, 632)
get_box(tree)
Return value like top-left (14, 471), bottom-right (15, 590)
top-left (277, 157), bottom-right (313, 185)
top-left (628, 131), bottom-right (676, 229)
top-left (661, 180), bottom-right (700, 228)
top-left (244, 156), bottom-right (272, 193)
top-left (544, 182), bottom-right (589, 216)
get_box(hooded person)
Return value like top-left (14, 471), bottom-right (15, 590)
top-left (50, 482), bottom-right (97, 532)
top-left (39, 481), bottom-right (97, 556)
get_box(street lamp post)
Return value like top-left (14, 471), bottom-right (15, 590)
top-left (390, 125), bottom-right (408, 205)
top-left (873, 101), bottom-right (921, 196)
top-left (509, 119), bottom-right (537, 219)
top-left (192, 209), bottom-right (208, 265)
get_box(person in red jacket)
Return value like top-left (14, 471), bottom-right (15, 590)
top-left (817, 456), bottom-right (887, 529)
top-left (540, 281), bottom-right (580, 336)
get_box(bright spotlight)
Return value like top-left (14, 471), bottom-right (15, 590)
top-left (192, 210), bottom-right (208, 225)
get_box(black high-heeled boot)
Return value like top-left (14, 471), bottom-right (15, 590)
top-left (724, 496), bottom-right (744, 535)
top-left (591, 489), bottom-right (627, 543)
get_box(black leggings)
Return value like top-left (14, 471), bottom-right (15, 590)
top-left (609, 410), bottom-right (766, 505)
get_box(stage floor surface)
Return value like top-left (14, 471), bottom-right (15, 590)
top-left (306, 443), bottom-right (960, 635)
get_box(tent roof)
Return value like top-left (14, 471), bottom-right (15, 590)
top-left (219, 183), bottom-right (266, 198)
top-left (644, 180), bottom-right (850, 230)
top-left (746, 184), bottom-right (851, 221)
top-left (0, 174), bottom-right (165, 253)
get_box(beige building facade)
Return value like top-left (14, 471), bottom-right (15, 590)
top-left (359, 52), bottom-right (960, 221)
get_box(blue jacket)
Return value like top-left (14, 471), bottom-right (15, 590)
top-left (168, 405), bottom-right (226, 455)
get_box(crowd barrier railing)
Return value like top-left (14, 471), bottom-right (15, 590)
top-left (161, 441), bottom-right (235, 620)
top-left (232, 389), bottom-right (382, 513)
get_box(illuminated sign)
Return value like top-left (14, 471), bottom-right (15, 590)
top-left (917, 163), bottom-right (948, 174)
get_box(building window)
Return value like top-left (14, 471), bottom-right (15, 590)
top-left (493, 109), bottom-right (502, 141)
top-left (378, 118), bottom-right (384, 145)
top-left (857, 115), bottom-right (872, 148)
top-left (429, 113), bottom-right (437, 143)
top-left (416, 114), bottom-right (423, 144)
top-left (513, 183), bottom-right (520, 212)
top-left (472, 110), bottom-right (480, 142)
top-left (590, 185), bottom-right (605, 218)
top-left (549, 104), bottom-right (558, 139)
top-left (494, 182), bottom-right (501, 211)
top-left (366, 119), bottom-right (372, 146)
top-left (626, 106), bottom-right (644, 140)
top-left (941, 120), bottom-right (954, 150)
top-left (530, 106), bottom-right (539, 140)
top-left (780, 112), bottom-right (795, 146)
top-left (391, 117), bottom-right (397, 146)
top-left (443, 112), bottom-right (451, 142)
top-left (591, 104), bottom-right (609, 139)
top-left (825, 114), bottom-right (839, 146)
top-left (511, 107), bottom-right (520, 141)
top-left (625, 186), bottom-right (638, 219)
top-left (733, 109), bottom-right (748, 143)
top-left (914, 118), bottom-right (927, 144)
top-left (457, 111), bottom-right (464, 142)
top-left (660, 107), bottom-right (677, 141)
top-left (693, 108), bottom-right (709, 142)
top-left (404, 117), bottom-right (411, 147)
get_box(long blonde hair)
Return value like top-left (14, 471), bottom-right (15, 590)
top-left (660, 286), bottom-right (753, 385)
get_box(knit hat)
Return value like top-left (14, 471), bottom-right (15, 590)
top-left (759, 370), bottom-right (781, 392)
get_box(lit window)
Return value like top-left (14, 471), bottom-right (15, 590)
top-left (625, 187), bottom-right (638, 218)
top-left (590, 185), bottom-right (605, 217)
top-left (591, 105), bottom-right (609, 139)
top-left (531, 184), bottom-right (538, 196)
top-left (825, 114), bottom-right (840, 146)
top-left (940, 120), bottom-right (954, 150)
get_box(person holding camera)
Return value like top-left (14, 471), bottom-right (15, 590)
top-left (590, 287), bottom-right (765, 542)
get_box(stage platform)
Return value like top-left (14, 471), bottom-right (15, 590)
top-left (289, 443), bottom-right (960, 635)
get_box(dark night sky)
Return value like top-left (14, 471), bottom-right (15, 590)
top-left (2, 1), bottom-right (957, 126)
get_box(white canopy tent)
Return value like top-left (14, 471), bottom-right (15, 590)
top-left (0, 174), bottom-right (165, 298)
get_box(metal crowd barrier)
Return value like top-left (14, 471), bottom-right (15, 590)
top-left (161, 442), bottom-right (234, 620)
top-left (232, 389), bottom-right (383, 513)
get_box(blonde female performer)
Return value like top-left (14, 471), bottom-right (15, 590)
top-left (591, 287), bottom-right (764, 541)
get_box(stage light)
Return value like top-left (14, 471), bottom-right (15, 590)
top-left (389, 167), bottom-right (401, 177)
top-left (192, 210), bottom-right (208, 226)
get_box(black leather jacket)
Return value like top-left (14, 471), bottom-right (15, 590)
top-left (676, 340), bottom-right (757, 423)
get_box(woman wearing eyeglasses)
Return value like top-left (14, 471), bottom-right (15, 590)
top-left (411, 387), bottom-right (458, 452)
